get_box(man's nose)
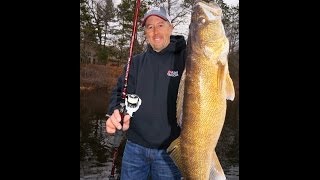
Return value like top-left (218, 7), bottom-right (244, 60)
top-left (153, 26), bottom-right (159, 34)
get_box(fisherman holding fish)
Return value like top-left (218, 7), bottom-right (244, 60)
top-left (106, 6), bottom-right (185, 180)
top-left (106, 1), bottom-right (235, 179)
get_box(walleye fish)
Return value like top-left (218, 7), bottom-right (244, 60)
top-left (167, 1), bottom-right (235, 180)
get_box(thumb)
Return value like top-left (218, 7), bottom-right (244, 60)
top-left (122, 115), bottom-right (131, 131)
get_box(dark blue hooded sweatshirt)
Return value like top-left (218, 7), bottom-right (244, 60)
top-left (107, 35), bottom-right (186, 149)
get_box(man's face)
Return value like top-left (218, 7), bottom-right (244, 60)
top-left (144, 16), bottom-right (173, 52)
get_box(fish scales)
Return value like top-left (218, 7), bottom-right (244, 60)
top-left (167, 1), bottom-right (235, 180)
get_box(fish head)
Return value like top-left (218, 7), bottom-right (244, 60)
top-left (187, 0), bottom-right (234, 100)
top-left (189, 0), bottom-right (229, 66)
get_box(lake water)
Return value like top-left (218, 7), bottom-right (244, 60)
top-left (80, 88), bottom-right (239, 180)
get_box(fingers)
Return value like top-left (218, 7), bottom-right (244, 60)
top-left (106, 117), bottom-right (116, 134)
top-left (106, 109), bottom-right (131, 134)
top-left (106, 109), bottom-right (121, 134)
top-left (122, 114), bottom-right (131, 131)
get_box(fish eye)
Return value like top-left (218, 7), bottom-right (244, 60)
top-left (198, 17), bottom-right (206, 24)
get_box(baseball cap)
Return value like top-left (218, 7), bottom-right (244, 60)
top-left (141, 6), bottom-right (171, 26)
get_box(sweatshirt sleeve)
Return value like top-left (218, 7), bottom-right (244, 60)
top-left (106, 65), bottom-right (126, 115)
top-left (106, 58), bottom-right (138, 116)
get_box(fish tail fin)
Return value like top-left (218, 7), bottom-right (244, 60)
top-left (226, 73), bottom-right (235, 101)
top-left (209, 150), bottom-right (226, 180)
top-left (167, 137), bottom-right (183, 172)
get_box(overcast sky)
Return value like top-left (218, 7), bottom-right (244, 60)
top-left (110, 0), bottom-right (239, 42)
top-left (223, 0), bottom-right (239, 6)
top-left (113, 0), bottom-right (239, 7)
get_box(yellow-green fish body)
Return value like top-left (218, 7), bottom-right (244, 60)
top-left (167, 1), bottom-right (235, 179)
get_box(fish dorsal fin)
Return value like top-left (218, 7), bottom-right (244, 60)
top-left (176, 68), bottom-right (186, 127)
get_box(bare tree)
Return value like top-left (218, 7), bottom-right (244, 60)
top-left (96, 0), bottom-right (115, 47)
top-left (226, 5), bottom-right (239, 53)
top-left (168, 0), bottom-right (190, 29)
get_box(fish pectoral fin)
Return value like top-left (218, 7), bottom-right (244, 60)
top-left (167, 137), bottom-right (182, 171)
top-left (217, 63), bottom-right (226, 93)
top-left (218, 62), bottom-right (235, 101)
top-left (226, 73), bottom-right (235, 101)
top-left (209, 151), bottom-right (226, 180)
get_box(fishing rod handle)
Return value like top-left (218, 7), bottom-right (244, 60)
top-left (113, 129), bottom-right (123, 148)
top-left (112, 103), bottom-right (126, 147)
top-left (111, 95), bottom-right (142, 147)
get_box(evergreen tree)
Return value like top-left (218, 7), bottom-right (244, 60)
top-left (80, 0), bottom-right (96, 63)
top-left (114, 0), bottom-right (148, 63)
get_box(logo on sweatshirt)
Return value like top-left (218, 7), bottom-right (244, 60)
top-left (167, 70), bottom-right (179, 77)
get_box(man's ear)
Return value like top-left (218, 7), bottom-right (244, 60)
top-left (169, 23), bottom-right (173, 32)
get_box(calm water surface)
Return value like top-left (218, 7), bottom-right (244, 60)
top-left (80, 89), bottom-right (239, 180)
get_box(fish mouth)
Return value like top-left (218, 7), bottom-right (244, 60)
top-left (189, 1), bottom-right (224, 45)
top-left (194, 1), bottom-right (222, 21)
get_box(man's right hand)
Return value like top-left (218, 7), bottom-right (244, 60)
top-left (106, 109), bottom-right (131, 134)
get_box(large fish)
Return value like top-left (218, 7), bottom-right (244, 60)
top-left (167, 1), bottom-right (235, 180)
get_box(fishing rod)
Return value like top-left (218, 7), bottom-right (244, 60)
top-left (108, 0), bottom-right (142, 179)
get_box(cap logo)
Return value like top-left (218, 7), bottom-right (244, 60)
top-left (147, 6), bottom-right (160, 13)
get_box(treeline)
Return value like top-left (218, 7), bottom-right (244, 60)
top-left (80, 0), bottom-right (239, 65)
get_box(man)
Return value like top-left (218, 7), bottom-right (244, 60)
top-left (106, 6), bottom-right (186, 180)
